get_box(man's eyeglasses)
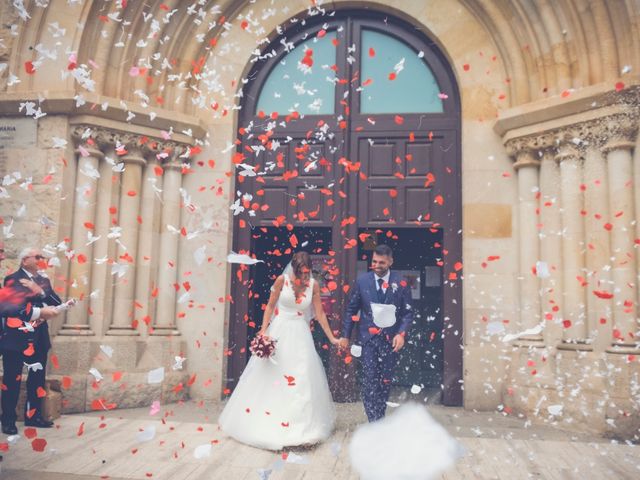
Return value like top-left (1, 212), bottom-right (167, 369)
top-left (25, 255), bottom-right (45, 260)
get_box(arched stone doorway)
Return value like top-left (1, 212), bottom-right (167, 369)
top-left (228, 9), bottom-right (462, 405)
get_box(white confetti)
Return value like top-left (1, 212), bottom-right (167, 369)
top-left (227, 252), bottom-right (264, 265)
top-left (147, 367), bottom-right (165, 384)
top-left (193, 444), bottom-right (212, 459)
top-left (136, 425), bottom-right (156, 443)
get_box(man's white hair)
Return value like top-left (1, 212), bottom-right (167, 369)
top-left (18, 247), bottom-right (39, 265)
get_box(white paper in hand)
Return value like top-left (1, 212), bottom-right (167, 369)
top-left (350, 344), bottom-right (362, 358)
top-left (349, 403), bottom-right (463, 480)
top-left (371, 303), bottom-right (397, 328)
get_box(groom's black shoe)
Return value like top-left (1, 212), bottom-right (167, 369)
top-left (24, 418), bottom-right (54, 428)
top-left (1, 423), bottom-right (18, 435)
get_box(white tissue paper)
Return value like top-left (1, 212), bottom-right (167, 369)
top-left (371, 303), bottom-right (397, 328)
top-left (193, 443), bottom-right (212, 459)
top-left (147, 367), bottom-right (165, 384)
top-left (226, 252), bottom-right (264, 265)
top-left (349, 403), bottom-right (464, 480)
top-left (136, 425), bottom-right (156, 443)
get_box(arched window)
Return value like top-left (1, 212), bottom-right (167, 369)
top-left (255, 28), bottom-right (443, 116)
top-left (256, 32), bottom-right (337, 115)
top-left (360, 29), bottom-right (443, 113)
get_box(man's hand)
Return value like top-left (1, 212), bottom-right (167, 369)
top-left (19, 278), bottom-right (45, 296)
top-left (392, 333), bottom-right (405, 352)
top-left (338, 337), bottom-right (349, 350)
top-left (39, 306), bottom-right (59, 320)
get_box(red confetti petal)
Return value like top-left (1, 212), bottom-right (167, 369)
top-left (31, 438), bottom-right (47, 452)
top-left (593, 290), bottom-right (614, 299)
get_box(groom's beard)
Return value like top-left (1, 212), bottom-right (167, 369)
top-left (373, 268), bottom-right (389, 277)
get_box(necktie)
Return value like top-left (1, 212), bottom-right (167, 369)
top-left (377, 278), bottom-right (385, 303)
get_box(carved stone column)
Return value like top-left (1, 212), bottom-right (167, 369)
top-left (604, 130), bottom-right (638, 349)
top-left (582, 128), bottom-right (612, 352)
top-left (153, 155), bottom-right (183, 336)
top-left (132, 142), bottom-right (165, 337)
top-left (509, 142), bottom-right (543, 344)
top-left (87, 139), bottom-right (119, 336)
top-left (107, 138), bottom-right (146, 336)
top-left (538, 147), bottom-right (564, 346)
top-left (59, 126), bottom-right (103, 335)
top-left (556, 140), bottom-right (590, 348)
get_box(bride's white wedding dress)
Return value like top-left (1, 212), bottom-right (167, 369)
top-left (218, 276), bottom-right (336, 450)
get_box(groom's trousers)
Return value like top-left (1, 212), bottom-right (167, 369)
top-left (361, 334), bottom-right (397, 422)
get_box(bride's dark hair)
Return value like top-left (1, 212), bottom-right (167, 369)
top-left (290, 251), bottom-right (311, 278)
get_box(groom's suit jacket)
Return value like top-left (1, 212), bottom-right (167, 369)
top-left (342, 270), bottom-right (413, 345)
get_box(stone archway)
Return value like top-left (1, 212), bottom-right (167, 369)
top-left (227, 8), bottom-right (463, 405)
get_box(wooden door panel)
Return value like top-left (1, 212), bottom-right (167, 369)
top-left (354, 131), bottom-right (456, 227)
top-left (363, 187), bottom-right (397, 222)
top-left (405, 187), bottom-right (432, 222)
top-left (242, 132), bottom-right (340, 227)
top-left (295, 187), bottom-right (329, 225)
top-left (368, 142), bottom-right (396, 176)
top-left (256, 187), bottom-right (287, 223)
top-left (405, 142), bottom-right (433, 177)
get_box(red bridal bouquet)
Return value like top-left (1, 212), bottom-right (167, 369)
top-left (250, 335), bottom-right (277, 359)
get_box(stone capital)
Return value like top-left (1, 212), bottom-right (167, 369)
top-left (513, 150), bottom-right (541, 171)
top-left (119, 146), bottom-right (147, 166)
top-left (554, 142), bottom-right (582, 164)
top-left (601, 137), bottom-right (636, 155)
top-left (505, 133), bottom-right (555, 158)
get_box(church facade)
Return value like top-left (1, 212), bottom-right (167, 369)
top-left (0, 0), bottom-right (638, 440)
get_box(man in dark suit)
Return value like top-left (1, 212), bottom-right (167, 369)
top-left (1, 246), bottom-right (61, 434)
top-left (338, 244), bottom-right (413, 422)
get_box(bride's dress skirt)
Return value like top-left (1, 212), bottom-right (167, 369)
top-left (218, 308), bottom-right (336, 450)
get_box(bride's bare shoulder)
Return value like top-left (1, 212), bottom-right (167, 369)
top-left (273, 275), bottom-right (285, 289)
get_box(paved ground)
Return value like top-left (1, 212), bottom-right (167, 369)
top-left (1, 399), bottom-right (638, 479)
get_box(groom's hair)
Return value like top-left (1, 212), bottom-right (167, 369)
top-left (374, 244), bottom-right (393, 258)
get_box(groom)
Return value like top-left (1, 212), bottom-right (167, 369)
top-left (338, 244), bottom-right (413, 422)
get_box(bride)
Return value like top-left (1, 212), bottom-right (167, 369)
top-left (218, 251), bottom-right (339, 450)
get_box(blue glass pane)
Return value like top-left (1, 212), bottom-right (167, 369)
top-left (256, 32), bottom-right (337, 115)
top-left (360, 30), bottom-right (443, 114)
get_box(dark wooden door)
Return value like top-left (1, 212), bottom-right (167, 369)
top-left (228, 10), bottom-right (462, 406)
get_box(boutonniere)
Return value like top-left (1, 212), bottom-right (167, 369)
top-left (391, 282), bottom-right (398, 293)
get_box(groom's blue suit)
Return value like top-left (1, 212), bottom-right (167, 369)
top-left (342, 270), bottom-right (413, 422)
